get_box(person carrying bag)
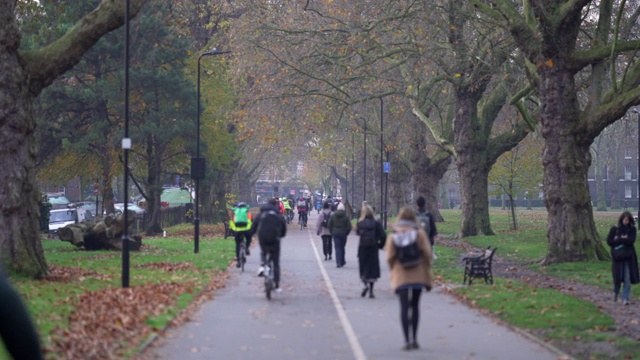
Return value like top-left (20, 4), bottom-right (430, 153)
top-left (606, 211), bottom-right (640, 305)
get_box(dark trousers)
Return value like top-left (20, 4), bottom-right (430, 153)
top-left (260, 244), bottom-right (281, 288)
top-left (397, 288), bottom-right (423, 343)
top-left (234, 230), bottom-right (251, 259)
top-left (333, 233), bottom-right (347, 267)
top-left (321, 235), bottom-right (332, 258)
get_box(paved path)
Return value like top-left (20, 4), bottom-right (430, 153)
top-left (151, 212), bottom-right (566, 360)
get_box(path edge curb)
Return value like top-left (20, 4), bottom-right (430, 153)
top-left (439, 282), bottom-right (575, 360)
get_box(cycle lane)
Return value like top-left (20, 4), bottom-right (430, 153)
top-left (151, 211), bottom-right (568, 360)
top-left (151, 216), bottom-right (354, 360)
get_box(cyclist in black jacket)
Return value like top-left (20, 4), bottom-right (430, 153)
top-left (251, 198), bottom-right (287, 292)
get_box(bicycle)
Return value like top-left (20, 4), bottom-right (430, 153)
top-left (264, 252), bottom-right (275, 300)
top-left (238, 242), bottom-right (247, 272)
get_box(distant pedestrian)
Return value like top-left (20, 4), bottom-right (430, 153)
top-left (356, 204), bottom-right (386, 298)
top-left (385, 207), bottom-right (433, 351)
top-left (316, 202), bottom-right (333, 261)
top-left (416, 196), bottom-right (438, 258)
top-left (606, 211), bottom-right (640, 305)
top-left (328, 202), bottom-right (352, 268)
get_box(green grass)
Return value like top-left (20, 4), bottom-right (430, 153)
top-left (3, 227), bottom-right (234, 359)
top-left (432, 208), bottom-right (640, 359)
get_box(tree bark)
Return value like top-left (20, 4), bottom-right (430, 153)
top-left (411, 131), bottom-right (452, 223)
top-left (539, 65), bottom-right (608, 263)
top-left (454, 93), bottom-right (495, 236)
top-left (0, 0), bottom-right (145, 277)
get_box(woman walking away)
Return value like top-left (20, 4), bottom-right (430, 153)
top-left (385, 207), bottom-right (433, 351)
top-left (328, 202), bottom-right (352, 268)
top-left (316, 202), bottom-right (333, 261)
top-left (356, 204), bottom-right (386, 298)
top-left (607, 211), bottom-right (640, 305)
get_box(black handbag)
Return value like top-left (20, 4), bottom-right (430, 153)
top-left (612, 245), bottom-right (633, 261)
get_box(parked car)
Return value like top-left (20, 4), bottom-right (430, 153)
top-left (47, 193), bottom-right (70, 209)
top-left (114, 203), bottom-right (145, 219)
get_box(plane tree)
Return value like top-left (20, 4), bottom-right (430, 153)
top-left (475, 0), bottom-right (640, 262)
top-left (2, 0), bottom-right (146, 277)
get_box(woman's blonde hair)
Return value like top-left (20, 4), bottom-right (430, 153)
top-left (395, 206), bottom-right (417, 223)
top-left (358, 204), bottom-right (375, 221)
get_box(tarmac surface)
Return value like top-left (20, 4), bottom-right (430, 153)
top-left (151, 211), bottom-right (568, 360)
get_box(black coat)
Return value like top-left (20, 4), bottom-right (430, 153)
top-left (251, 204), bottom-right (287, 249)
top-left (606, 225), bottom-right (640, 285)
top-left (356, 217), bottom-right (386, 281)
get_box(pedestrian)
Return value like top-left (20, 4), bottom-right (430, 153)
top-left (356, 204), bottom-right (386, 298)
top-left (415, 196), bottom-right (438, 258)
top-left (316, 201), bottom-right (333, 261)
top-left (385, 207), bottom-right (433, 351)
top-left (0, 271), bottom-right (44, 360)
top-left (328, 202), bottom-right (352, 268)
top-left (251, 198), bottom-right (288, 293)
top-left (606, 211), bottom-right (640, 305)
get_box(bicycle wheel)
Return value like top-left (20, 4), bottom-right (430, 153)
top-left (239, 245), bottom-right (246, 272)
top-left (264, 258), bottom-right (274, 300)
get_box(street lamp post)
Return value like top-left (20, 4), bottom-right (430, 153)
top-left (363, 118), bottom-right (367, 204)
top-left (379, 97), bottom-right (384, 224)
top-left (193, 47), bottom-right (230, 254)
top-left (633, 109), bottom-right (640, 219)
top-left (122, 0), bottom-right (132, 288)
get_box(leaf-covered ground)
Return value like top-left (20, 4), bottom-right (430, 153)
top-left (40, 264), bottom-right (230, 359)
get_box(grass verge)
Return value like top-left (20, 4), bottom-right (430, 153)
top-left (1, 224), bottom-right (234, 359)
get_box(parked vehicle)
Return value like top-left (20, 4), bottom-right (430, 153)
top-left (47, 193), bottom-right (70, 209)
top-left (114, 203), bottom-right (145, 219)
top-left (48, 202), bottom-right (95, 235)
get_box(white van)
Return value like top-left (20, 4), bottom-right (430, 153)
top-left (48, 206), bottom-right (92, 235)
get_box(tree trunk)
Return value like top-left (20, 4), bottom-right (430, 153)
top-left (0, 0), bottom-right (145, 277)
top-left (454, 94), bottom-right (495, 236)
top-left (413, 151), bottom-right (452, 223)
top-left (540, 65), bottom-right (608, 263)
top-left (0, 4), bottom-right (48, 277)
top-left (144, 138), bottom-right (163, 236)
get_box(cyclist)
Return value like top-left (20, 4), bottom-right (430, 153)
top-left (252, 198), bottom-right (287, 293)
top-left (230, 202), bottom-right (253, 267)
top-left (282, 197), bottom-right (292, 223)
top-left (296, 196), bottom-right (308, 227)
top-left (275, 197), bottom-right (285, 214)
top-left (287, 198), bottom-right (295, 222)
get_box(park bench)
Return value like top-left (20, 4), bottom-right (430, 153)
top-left (462, 246), bottom-right (497, 286)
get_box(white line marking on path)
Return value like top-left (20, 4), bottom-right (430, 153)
top-left (307, 230), bottom-right (366, 360)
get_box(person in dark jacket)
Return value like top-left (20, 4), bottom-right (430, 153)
top-left (416, 196), bottom-right (437, 245)
top-left (0, 271), bottom-right (44, 360)
top-left (356, 204), bottom-right (386, 298)
top-left (606, 211), bottom-right (640, 305)
top-left (251, 198), bottom-right (287, 293)
top-left (316, 201), bottom-right (333, 261)
top-left (328, 202), bottom-right (352, 268)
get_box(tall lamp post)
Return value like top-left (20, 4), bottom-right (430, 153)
top-left (193, 47), bottom-right (231, 254)
top-left (633, 109), bottom-right (640, 220)
top-left (379, 97), bottom-right (384, 224)
top-left (122, 0), bottom-right (132, 288)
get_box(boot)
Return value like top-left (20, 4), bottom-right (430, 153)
top-left (368, 282), bottom-right (375, 298)
top-left (361, 282), bottom-right (369, 297)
